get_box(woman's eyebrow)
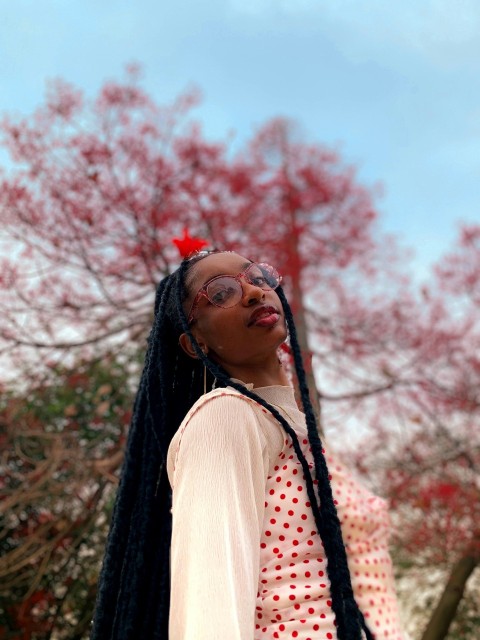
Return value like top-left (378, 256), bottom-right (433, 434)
top-left (204, 261), bottom-right (252, 282)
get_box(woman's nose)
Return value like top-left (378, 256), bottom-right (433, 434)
top-left (241, 281), bottom-right (265, 306)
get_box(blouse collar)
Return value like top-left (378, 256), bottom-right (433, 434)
top-left (229, 377), bottom-right (299, 412)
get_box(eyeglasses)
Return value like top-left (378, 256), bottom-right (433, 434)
top-left (187, 262), bottom-right (282, 324)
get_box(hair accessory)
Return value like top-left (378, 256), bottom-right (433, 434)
top-left (172, 228), bottom-right (209, 258)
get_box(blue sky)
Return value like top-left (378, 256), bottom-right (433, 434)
top-left (2, 0), bottom-right (479, 278)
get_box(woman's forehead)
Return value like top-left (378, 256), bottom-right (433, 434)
top-left (187, 252), bottom-right (251, 291)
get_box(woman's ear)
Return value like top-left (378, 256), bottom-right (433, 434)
top-left (179, 333), bottom-right (208, 360)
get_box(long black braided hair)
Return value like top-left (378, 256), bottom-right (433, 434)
top-left (90, 252), bottom-right (373, 640)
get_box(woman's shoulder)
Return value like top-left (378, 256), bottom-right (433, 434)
top-left (178, 386), bottom-right (267, 437)
top-left (167, 387), bottom-right (284, 476)
top-left (167, 388), bottom-right (272, 483)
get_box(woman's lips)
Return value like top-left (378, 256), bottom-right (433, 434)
top-left (248, 305), bottom-right (281, 327)
top-left (253, 313), bottom-right (280, 327)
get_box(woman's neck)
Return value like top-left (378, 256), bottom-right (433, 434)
top-left (224, 358), bottom-right (290, 389)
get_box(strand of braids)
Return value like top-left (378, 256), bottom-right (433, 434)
top-left (90, 278), bottom-right (172, 640)
top-left (174, 260), bottom-right (373, 640)
top-left (91, 270), bottom-right (210, 640)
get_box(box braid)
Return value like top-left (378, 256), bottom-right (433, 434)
top-left (91, 263), bottom-right (214, 640)
top-left (91, 252), bottom-right (373, 640)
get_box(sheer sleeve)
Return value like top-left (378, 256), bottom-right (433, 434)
top-left (167, 393), bottom-right (269, 640)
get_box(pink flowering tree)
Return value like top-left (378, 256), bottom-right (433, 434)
top-left (1, 69), bottom-right (477, 638)
top-left (347, 225), bottom-right (480, 639)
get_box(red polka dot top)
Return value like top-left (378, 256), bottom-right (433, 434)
top-left (166, 382), bottom-right (405, 640)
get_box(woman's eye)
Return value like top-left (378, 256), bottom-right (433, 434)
top-left (210, 286), bottom-right (236, 304)
top-left (250, 276), bottom-right (267, 286)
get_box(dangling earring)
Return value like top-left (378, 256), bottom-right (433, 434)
top-left (202, 348), bottom-right (208, 395)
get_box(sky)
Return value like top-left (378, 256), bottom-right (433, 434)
top-left (1, 0), bottom-right (479, 279)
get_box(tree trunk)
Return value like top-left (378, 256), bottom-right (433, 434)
top-left (291, 299), bottom-right (322, 432)
top-left (420, 554), bottom-right (478, 640)
top-left (284, 197), bottom-right (322, 433)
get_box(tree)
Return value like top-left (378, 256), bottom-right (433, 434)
top-left (345, 225), bottom-right (480, 639)
top-left (0, 353), bottom-right (136, 639)
top-left (355, 424), bottom-right (479, 639)
top-left (0, 69), bottom-right (400, 638)
top-left (0, 70), bottom-right (386, 414)
top-left (1, 68), bottom-right (478, 638)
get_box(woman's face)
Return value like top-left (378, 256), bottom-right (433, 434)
top-left (181, 252), bottom-right (287, 370)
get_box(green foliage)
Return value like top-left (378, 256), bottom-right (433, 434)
top-left (0, 350), bottom-right (141, 639)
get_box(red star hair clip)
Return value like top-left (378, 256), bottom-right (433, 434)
top-left (172, 228), bottom-right (210, 259)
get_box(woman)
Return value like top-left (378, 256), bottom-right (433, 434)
top-left (91, 248), bottom-right (404, 640)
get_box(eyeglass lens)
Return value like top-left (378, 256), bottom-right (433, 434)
top-left (206, 264), bottom-right (279, 308)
